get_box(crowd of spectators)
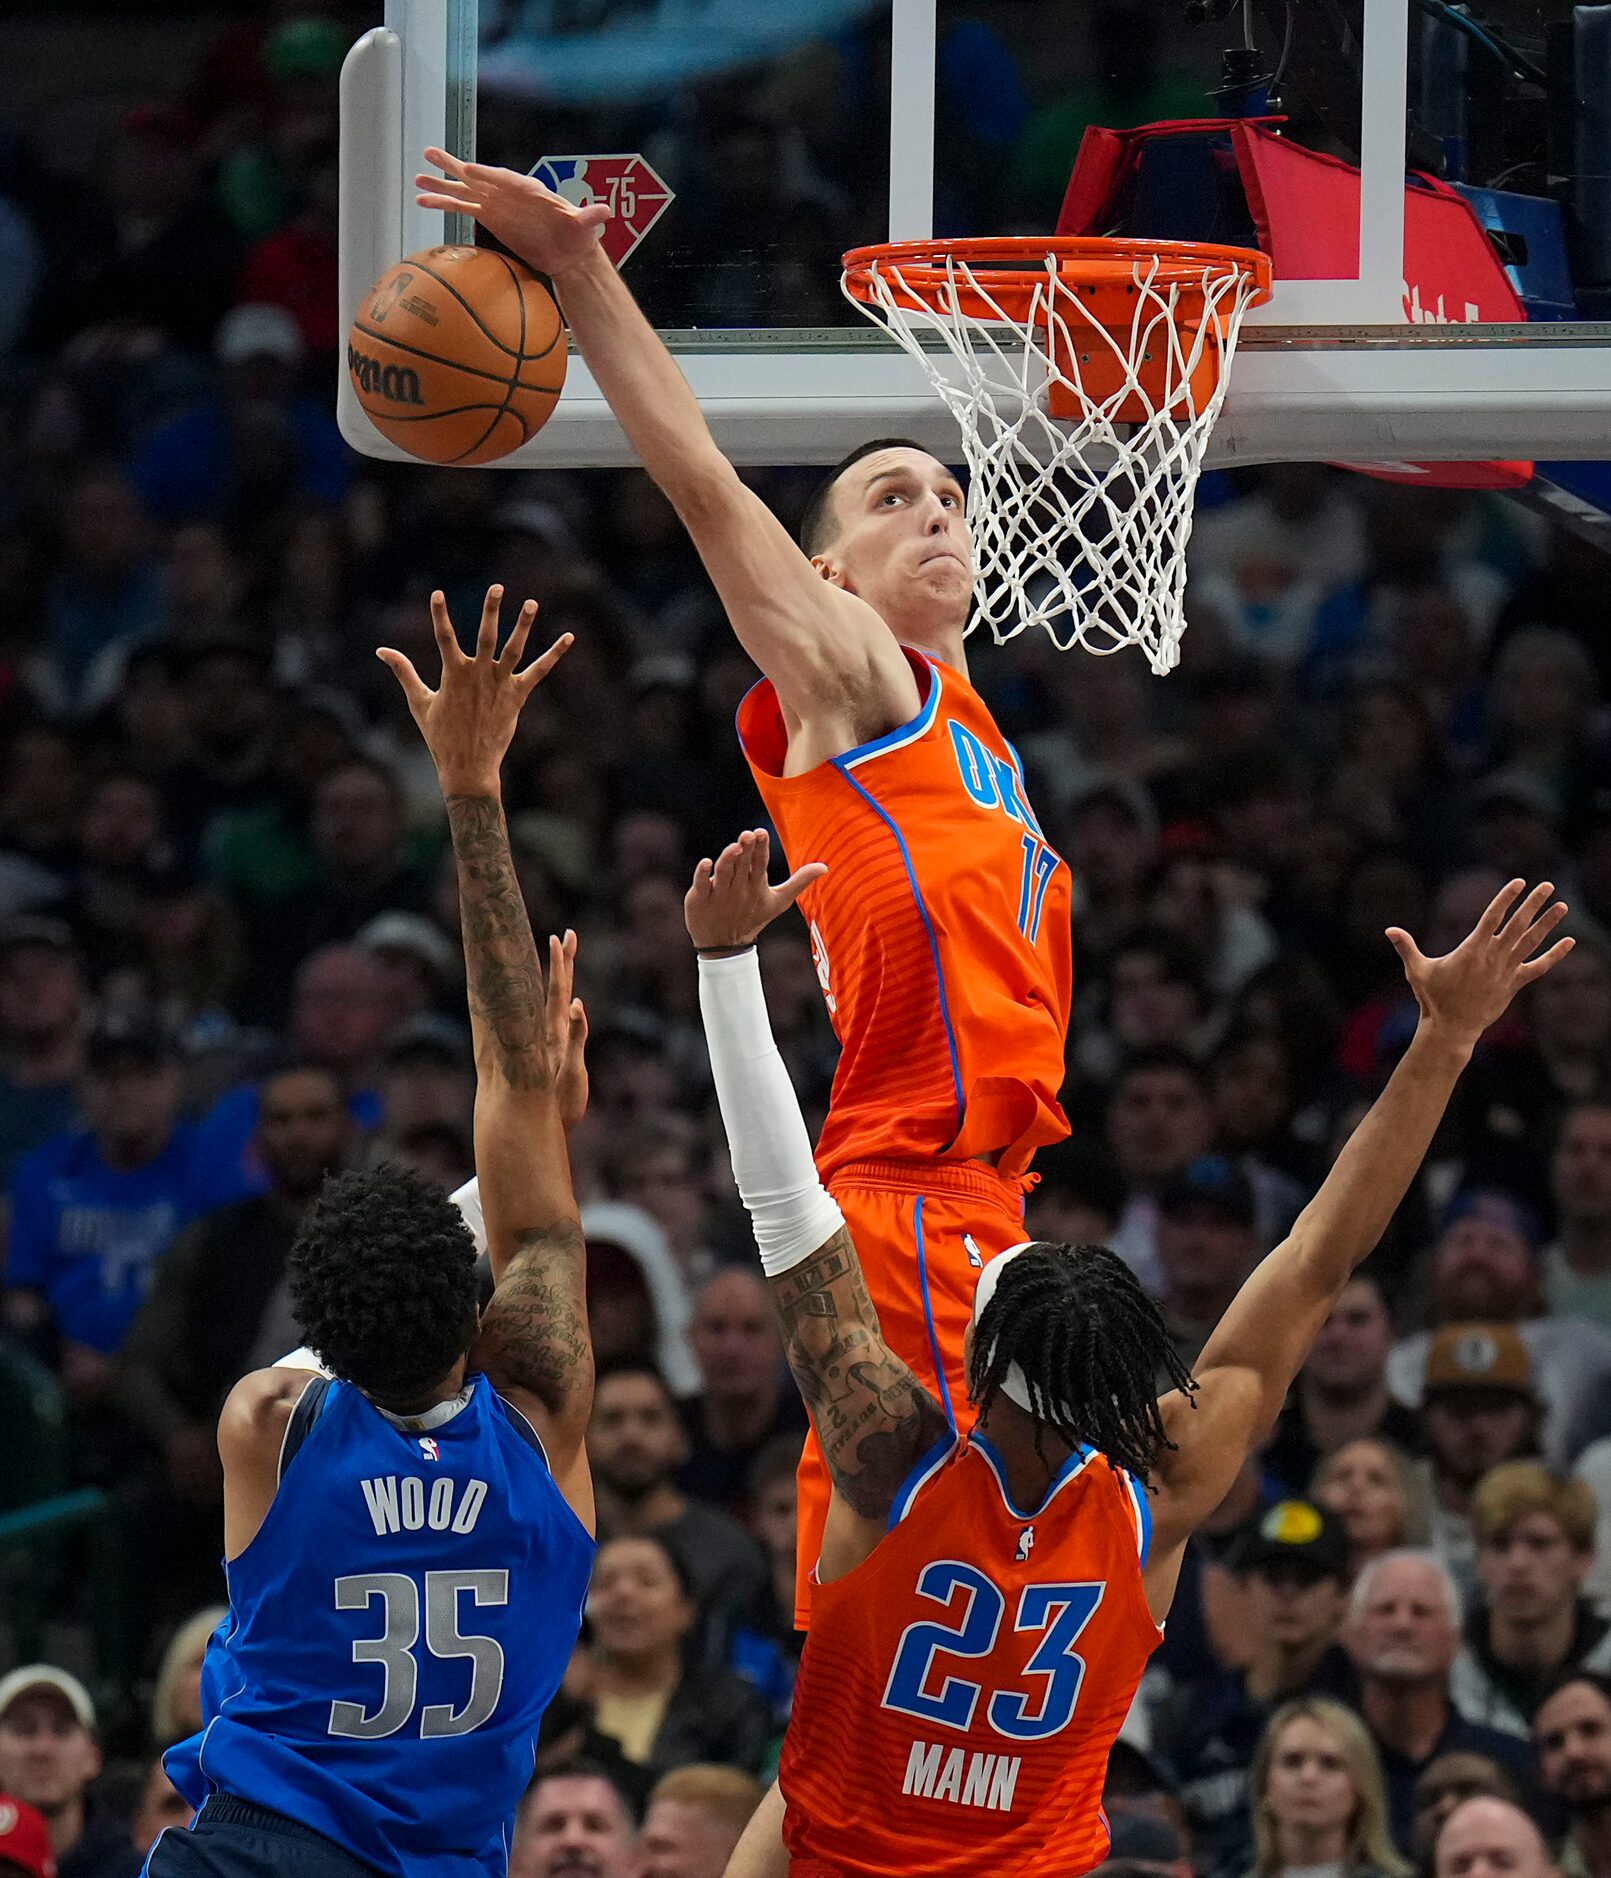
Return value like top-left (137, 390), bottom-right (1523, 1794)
top-left (5, 5), bottom-right (1611, 1878)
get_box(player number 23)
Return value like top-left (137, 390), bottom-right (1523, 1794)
top-left (882, 1562), bottom-right (1103, 1742)
top-left (329, 1570), bottom-right (507, 1739)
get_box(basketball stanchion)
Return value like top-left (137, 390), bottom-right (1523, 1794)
top-left (842, 237), bottom-right (1272, 675)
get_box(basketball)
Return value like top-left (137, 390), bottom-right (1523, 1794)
top-left (348, 245), bottom-right (566, 466)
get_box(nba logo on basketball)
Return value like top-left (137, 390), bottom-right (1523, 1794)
top-left (1015, 1527), bottom-right (1034, 1562)
top-left (419, 1438), bottom-right (440, 1463)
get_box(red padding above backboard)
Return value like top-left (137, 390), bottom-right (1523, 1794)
top-left (1229, 122), bottom-right (1526, 323)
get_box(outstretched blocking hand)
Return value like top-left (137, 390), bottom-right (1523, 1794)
top-left (1388, 877), bottom-right (1573, 1048)
top-left (378, 585), bottom-right (571, 797)
top-left (547, 929), bottom-right (589, 1133)
top-left (685, 830), bottom-right (827, 952)
top-left (416, 150), bottom-right (610, 278)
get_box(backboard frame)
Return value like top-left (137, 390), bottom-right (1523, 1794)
top-left (337, 0), bottom-right (1611, 469)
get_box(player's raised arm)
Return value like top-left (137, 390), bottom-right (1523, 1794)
top-left (379, 587), bottom-right (593, 1516)
top-left (1148, 879), bottom-right (1574, 1564)
top-left (688, 831), bottom-right (952, 1555)
top-left (414, 153), bottom-right (916, 731)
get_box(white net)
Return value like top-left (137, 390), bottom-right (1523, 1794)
top-left (842, 243), bottom-right (1267, 676)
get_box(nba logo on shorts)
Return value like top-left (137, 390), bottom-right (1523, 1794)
top-left (1015, 1526), bottom-right (1035, 1562)
top-left (420, 1437), bottom-right (440, 1463)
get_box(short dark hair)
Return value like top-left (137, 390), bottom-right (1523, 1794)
top-left (288, 1165), bottom-right (479, 1405)
top-left (1539, 1668), bottom-right (1611, 1718)
top-left (969, 1241), bottom-right (1196, 1484)
top-left (525, 1757), bottom-right (642, 1828)
top-left (592, 1359), bottom-right (676, 1408)
top-left (595, 1526), bottom-right (697, 1602)
top-left (798, 437), bottom-right (936, 558)
top-left (1111, 1044), bottom-right (1208, 1094)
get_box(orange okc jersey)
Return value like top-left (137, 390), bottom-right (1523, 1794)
top-left (781, 1436), bottom-right (1160, 1878)
top-left (738, 650), bottom-right (1072, 1180)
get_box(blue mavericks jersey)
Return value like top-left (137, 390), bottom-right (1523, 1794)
top-left (166, 1377), bottom-right (593, 1876)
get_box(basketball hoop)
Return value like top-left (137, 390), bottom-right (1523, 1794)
top-left (841, 237), bottom-right (1272, 675)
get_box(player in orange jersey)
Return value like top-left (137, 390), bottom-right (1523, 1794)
top-left (685, 836), bottom-right (1572, 1878)
top-left (417, 155), bottom-right (1072, 1618)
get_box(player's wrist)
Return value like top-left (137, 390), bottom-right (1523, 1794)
top-left (439, 773), bottom-right (503, 803)
top-left (695, 940), bottom-right (756, 958)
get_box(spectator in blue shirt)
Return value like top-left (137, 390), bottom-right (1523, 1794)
top-left (127, 302), bottom-right (349, 527)
top-left (0, 917), bottom-right (86, 1192)
top-left (2, 1004), bottom-right (252, 1411)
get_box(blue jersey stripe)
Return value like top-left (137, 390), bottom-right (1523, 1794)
top-left (827, 764), bottom-right (965, 1128)
top-left (913, 1195), bottom-right (957, 1432)
top-left (835, 657), bottom-right (942, 768)
top-left (888, 1434), bottom-right (958, 1528)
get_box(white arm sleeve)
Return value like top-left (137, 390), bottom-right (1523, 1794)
top-left (698, 949), bottom-right (844, 1277)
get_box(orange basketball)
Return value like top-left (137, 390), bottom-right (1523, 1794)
top-left (348, 245), bottom-right (566, 466)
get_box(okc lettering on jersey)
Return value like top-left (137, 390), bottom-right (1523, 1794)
top-left (902, 1739), bottom-right (1022, 1812)
top-left (361, 1474), bottom-right (487, 1536)
top-left (947, 721), bottom-right (1044, 834)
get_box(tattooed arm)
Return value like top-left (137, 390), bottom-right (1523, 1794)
top-left (771, 1227), bottom-right (953, 1578)
top-left (688, 832), bottom-right (952, 1581)
top-left (379, 587), bottom-right (593, 1527)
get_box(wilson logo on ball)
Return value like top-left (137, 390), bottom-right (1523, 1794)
top-left (348, 347), bottom-right (425, 405)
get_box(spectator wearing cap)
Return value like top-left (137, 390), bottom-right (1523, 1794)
top-left (1387, 1192), bottom-right (1611, 1466)
top-left (1412, 1752), bottom-right (1524, 1873)
top-left (2, 1006), bottom-right (252, 1407)
top-left (356, 912), bottom-right (460, 1027)
top-left (1092, 1811), bottom-right (1194, 1878)
top-left (0, 1791), bottom-right (55, 1878)
top-left (1169, 1501), bottom-right (1355, 1876)
top-left (1434, 1797), bottom-right (1559, 1878)
top-left (1448, 1465), bottom-right (1611, 1739)
top-left (1344, 1551), bottom-right (1535, 1850)
top-left (127, 302), bottom-right (348, 526)
top-left (373, 1013), bottom-right (473, 1141)
top-left (1105, 1050), bottom-right (1217, 1294)
top-left (1534, 1672), bottom-right (1611, 1878)
top-left (0, 1668), bottom-right (128, 1878)
top-left (1152, 1155), bottom-right (1263, 1371)
top-left (1545, 1102), bottom-right (1611, 1334)
top-left (110, 1061), bottom-right (351, 1616)
top-left (1266, 1276), bottom-right (1423, 1497)
top-left (638, 1765), bottom-right (765, 1878)
top-left (1416, 1326), bottom-right (1543, 1598)
top-left (0, 920), bottom-right (84, 1191)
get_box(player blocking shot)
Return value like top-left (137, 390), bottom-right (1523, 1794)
top-left (418, 153), bottom-right (1074, 1627)
top-left (685, 837), bottom-right (1573, 1878)
top-left (147, 589), bottom-right (594, 1878)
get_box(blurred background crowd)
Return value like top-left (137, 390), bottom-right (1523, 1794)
top-left (6, 4), bottom-right (1611, 1878)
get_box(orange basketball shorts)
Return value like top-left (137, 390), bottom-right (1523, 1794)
top-left (793, 1156), bottom-right (1029, 1628)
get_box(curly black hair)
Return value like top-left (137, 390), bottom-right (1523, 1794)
top-left (968, 1241), bottom-right (1197, 1485)
top-left (288, 1165), bottom-right (480, 1408)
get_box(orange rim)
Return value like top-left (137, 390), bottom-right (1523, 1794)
top-left (842, 236), bottom-right (1273, 326)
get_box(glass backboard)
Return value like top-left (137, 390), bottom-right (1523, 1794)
top-left (337, 0), bottom-right (1611, 469)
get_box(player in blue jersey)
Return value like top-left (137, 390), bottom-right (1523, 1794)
top-left (147, 587), bottom-right (596, 1878)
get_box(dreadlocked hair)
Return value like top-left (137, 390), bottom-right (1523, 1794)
top-left (968, 1241), bottom-right (1197, 1484)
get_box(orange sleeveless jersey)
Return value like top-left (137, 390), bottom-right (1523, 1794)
top-left (737, 651), bottom-right (1072, 1182)
top-left (780, 1435), bottom-right (1161, 1878)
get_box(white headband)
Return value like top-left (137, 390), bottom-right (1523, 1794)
top-left (970, 1241), bottom-right (1079, 1420)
